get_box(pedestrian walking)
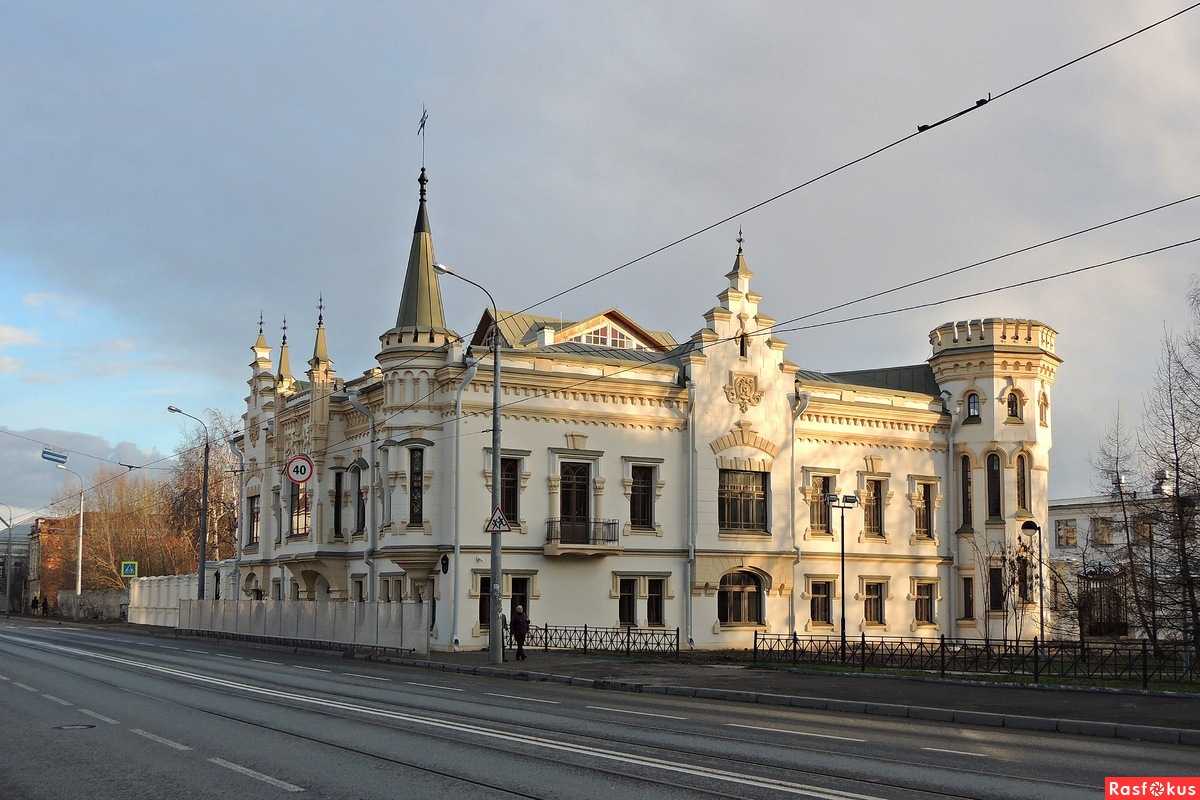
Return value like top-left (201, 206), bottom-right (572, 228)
top-left (511, 604), bottom-right (530, 662)
top-left (30, 596), bottom-right (39, 615)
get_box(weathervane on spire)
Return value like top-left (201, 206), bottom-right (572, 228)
top-left (281, 315), bottom-right (288, 346)
top-left (737, 226), bottom-right (744, 254)
top-left (258, 310), bottom-right (264, 336)
top-left (317, 294), bottom-right (324, 327)
top-left (417, 105), bottom-right (429, 168)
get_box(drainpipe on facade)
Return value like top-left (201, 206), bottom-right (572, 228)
top-left (685, 379), bottom-right (697, 648)
top-left (790, 389), bottom-right (811, 635)
top-left (940, 390), bottom-right (957, 634)
top-left (229, 438), bottom-right (245, 598)
top-left (450, 356), bottom-right (479, 650)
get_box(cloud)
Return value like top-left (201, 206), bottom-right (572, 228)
top-left (0, 355), bottom-right (20, 374)
top-left (21, 291), bottom-right (83, 318)
top-left (0, 324), bottom-right (39, 347)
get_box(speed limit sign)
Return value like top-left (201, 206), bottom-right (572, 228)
top-left (286, 454), bottom-right (315, 485)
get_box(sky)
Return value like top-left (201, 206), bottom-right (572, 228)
top-left (2, 1), bottom-right (1199, 521)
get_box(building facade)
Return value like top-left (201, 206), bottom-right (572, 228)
top-left (233, 171), bottom-right (1062, 650)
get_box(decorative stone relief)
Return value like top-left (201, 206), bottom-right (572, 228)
top-left (723, 371), bottom-right (764, 413)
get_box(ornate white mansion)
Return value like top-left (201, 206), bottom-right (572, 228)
top-left (234, 170), bottom-right (1061, 650)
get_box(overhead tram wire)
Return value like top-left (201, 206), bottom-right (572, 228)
top-left (0, 429), bottom-right (176, 471)
top-left (17, 5), bottom-right (1200, 525)
top-left (498, 1), bottom-right (1200, 322)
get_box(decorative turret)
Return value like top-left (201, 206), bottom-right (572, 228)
top-left (308, 295), bottom-right (333, 374)
top-left (276, 316), bottom-right (296, 396)
top-left (394, 167), bottom-right (450, 342)
top-left (725, 227), bottom-right (753, 293)
top-left (247, 312), bottom-right (275, 413)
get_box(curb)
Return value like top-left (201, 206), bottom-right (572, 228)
top-left (382, 656), bottom-right (1200, 747)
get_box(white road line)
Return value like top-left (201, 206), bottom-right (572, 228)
top-left (342, 673), bottom-right (390, 681)
top-left (130, 728), bottom-right (192, 751)
top-left (78, 709), bottom-right (120, 725)
top-left (41, 694), bottom-right (73, 706)
top-left (0, 634), bottom-right (888, 800)
top-left (0, 674), bottom-right (8, 680)
top-left (405, 681), bottom-right (463, 692)
top-left (293, 666), bottom-right (330, 673)
top-left (725, 723), bottom-right (866, 743)
top-left (216, 654), bottom-right (242, 660)
top-left (922, 747), bottom-right (990, 758)
top-left (208, 758), bottom-right (305, 793)
top-left (185, 649), bottom-right (208, 655)
top-left (587, 705), bottom-right (688, 720)
top-left (484, 692), bottom-right (561, 705)
top-left (252, 658), bottom-right (282, 665)
top-left (14, 682), bottom-right (37, 692)
top-left (159, 645), bottom-right (182, 650)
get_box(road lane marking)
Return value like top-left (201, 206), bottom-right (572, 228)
top-left (725, 723), bottom-right (866, 743)
top-left (252, 659), bottom-right (282, 665)
top-left (587, 705), bottom-right (688, 720)
top-left (405, 681), bottom-right (463, 692)
top-left (217, 654), bottom-right (242, 660)
top-left (79, 709), bottom-right (120, 725)
top-left (342, 673), bottom-right (390, 681)
top-left (922, 747), bottom-right (990, 758)
top-left (209, 758), bottom-right (305, 792)
top-left (484, 692), bottom-right (560, 704)
top-left (130, 728), bottom-right (192, 751)
top-left (41, 694), bottom-right (73, 706)
top-left (185, 649), bottom-right (208, 655)
top-left (159, 645), bottom-right (182, 650)
top-left (14, 682), bottom-right (37, 692)
top-left (293, 666), bottom-right (330, 673)
top-left (0, 674), bottom-right (8, 680)
top-left (0, 634), bottom-right (888, 800)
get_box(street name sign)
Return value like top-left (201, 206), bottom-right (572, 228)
top-left (286, 454), bottom-right (315, 485)
top-left (484, 508), bottom-right (511, 533)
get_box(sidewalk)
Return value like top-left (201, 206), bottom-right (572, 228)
top-left (389, 649), bottom-right (1200, 742)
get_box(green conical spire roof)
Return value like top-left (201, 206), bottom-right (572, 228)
top-left (395, 168), bottom-right (448, 333)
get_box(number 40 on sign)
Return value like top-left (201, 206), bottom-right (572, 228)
top-left (286, 454), bottom-right (314, 485)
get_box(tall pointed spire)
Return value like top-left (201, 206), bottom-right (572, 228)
top-left (277, 315), bottom-right (294, 384)
top-left (311, 294), bottom-right (331, 366)
top-left (251, 311), bottom-right (271, 365)
top-left (395, 167), bottom-right (448, 337)
top-left (726, 226), bottom-right (753, 281)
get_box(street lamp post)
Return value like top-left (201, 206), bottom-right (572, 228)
top-left (434, 262), bottom-right (504, 666)
top-left (169, 406), bottom-right (210, 600)
top-left (1, 502), bottom-right (14, 612)
top-left (1021, 519), bottom-right (1045, 641)
top-left (826, 493), bottom-right (859, 662)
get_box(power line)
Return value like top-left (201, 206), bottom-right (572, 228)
top-left (0, 429), bottom-right (175, 471)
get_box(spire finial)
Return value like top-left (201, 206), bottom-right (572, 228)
top-left (418, 166), bottom-right (428, 202)
top-left (317, 294), bottom-right (324, 327)
top-left (281, 315), bottom-right (288, 346)
top-left (736, 226), bottom-right (744, 254)
top-left (258, 311), bottom-right (264, 336)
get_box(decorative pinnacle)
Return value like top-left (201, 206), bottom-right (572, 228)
top-left (281, 316), bottom-right (288, 346)
top-left (258, 311), bottom-right (264, 336)
top-left (418, 166), bottom-right (428, 202)
top-left (736, 226), bottom-right (744, 254)
top-left (317, 294), bottom-right (324, 327)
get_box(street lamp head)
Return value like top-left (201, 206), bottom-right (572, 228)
top-left (842, 495), bottom-right (859, 507)
top-left (432, 262), bottom-right (454, 276)
top-left (167, 405), bottom-right (182, 414)
top-left (1021, 520), bottom-right (1041, 534)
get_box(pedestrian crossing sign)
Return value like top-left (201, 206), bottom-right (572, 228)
top-left (120, 561), bottom-right (138, 578)
top-left (484, 508), bottom-right (511, 533)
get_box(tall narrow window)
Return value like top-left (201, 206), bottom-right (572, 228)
top-left (1039, 394), bottom-right (1049, 426)
top-left (915, 483), bottom-right (933, 539)
top-left (986, 454), bottom-right (1002, 519)
top-left (647, 578), bottom-right (665, 626)
top-left (863, 479), bottom-right (884, 537)
top-left (914, 583), bottom-right (935, 624)
top-left (333, 472), bottom-right (344, 538)
top-left (959, 455), bottom-right (972, 530)
top-left (966, 393), bottom-right (980, 420)
top-left (290, 483), bottom-right (309, 537)
top-left (718, 470), bottom-right (768, 532)
top-left (478, 576), bottom-right (491, 629)
top-left (1007, 392), bottom-right (1021, 419)
top-left (988, 567), bottom-right (1005, 611)
top-left (864, 582), bottom-right (885, 625)
top-left (618, 578), bottom-right (637, 626)
top-left (718, 571), bottom-right (763, 625)
top-left (1017, 556), bottom-right (1030, 601)
top-left (810, 475), bottom-right (832, 533)
top-left (352, 466), bottom-right (366, 533)
top-left (500, 457), bottom-right (520, 523)
top-left (559, 462), bottom-right (591, 544)
top-left (630, 465), bottom-right (655, 529)
top-left (408, 448), bottom-right (424, 527)
top-left (739, 332), bottom-right (748, 357)
top-left (1016, 454), bottom-right (1029, 512)
top-left (247, 495), bottom-right (261, 545)
top-left (961, 576), bottom-right (974, 619)
top-left (809, 580), bottom-right (832, 624)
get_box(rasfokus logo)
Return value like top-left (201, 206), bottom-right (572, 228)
top-left (1106, 778), bottom-right (1200, 798)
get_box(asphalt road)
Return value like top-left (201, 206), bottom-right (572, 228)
top-left (0, 618), bottom-right (1194, 800)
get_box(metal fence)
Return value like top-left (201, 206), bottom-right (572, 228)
top-left (545, 519), bottom-right (620, 546)
top-left (753, 631), bottom-right (1197, 688)
top-left (506, 623), bottom-right (679, 655)
top-left (178, 598), bottom-right (429, 655)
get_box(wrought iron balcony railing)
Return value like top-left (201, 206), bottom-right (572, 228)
top-left (546, 518), bottom-right (619, 546)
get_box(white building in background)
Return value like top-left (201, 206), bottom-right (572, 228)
top-left (232, 169), bottom-right (1062, 650)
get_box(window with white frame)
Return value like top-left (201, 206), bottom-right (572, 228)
top-left (809, 580), bottom-right (833, 625)
top-left (914, 582), bottom-right (936, 624)
top-left (809, 474), bottom-right (833, 533)
top-left (863, 581), bottom-right (886, 625)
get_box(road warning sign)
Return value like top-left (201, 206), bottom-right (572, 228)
top-left (484, 507), bottom-right (511, 533)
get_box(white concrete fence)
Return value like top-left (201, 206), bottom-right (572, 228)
top-left (178, 599), bottom-right (429, 655)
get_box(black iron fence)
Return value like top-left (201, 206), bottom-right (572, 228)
top-left (506, 623), bottom-right (679, 655)
top-left (545, 518), bottom-right (620, 546)
top-left (753, 631), bottom-right (1197, 688)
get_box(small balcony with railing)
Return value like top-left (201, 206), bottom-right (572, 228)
top-left (544, 518), bottom-right (621, 557)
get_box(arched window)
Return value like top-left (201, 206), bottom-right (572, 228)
top-left (718, 571), bottom-right (763, 625)
top-left (1007, 392), bottom-right (1021, 419)
top-left (966, 393), bottom-right (980, 420)
top-left (1016, 454), bottom-right (1029, 512)
top-left (350, 465), bottom-right (366, 533)
top-left (987, 453), bottom-right (1002, 519)
top-left (739, 332), bottom-right (749, 358)
top-left (959, 455), bottom-right (972, 530)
